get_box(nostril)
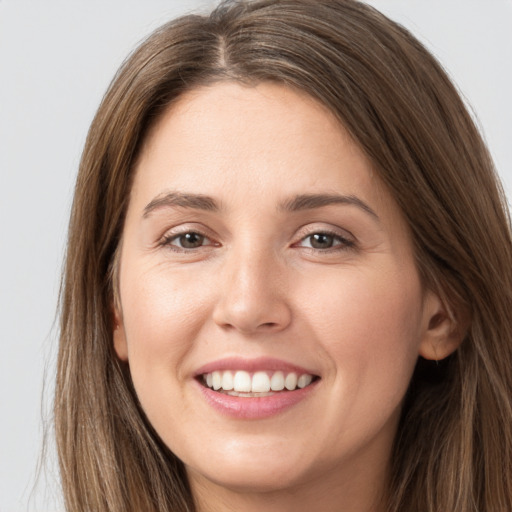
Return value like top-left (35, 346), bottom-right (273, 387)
top-left (235, 322), bottom-right (278, 335)
top-left (212, 295), bottom-right (292, 334)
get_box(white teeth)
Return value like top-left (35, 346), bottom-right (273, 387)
top-left (202, 370), bottom-right (315, 393)
top-left (252, 372), bottom-right (271, 393)
top-left (221, 371), bottom-right (234, 390)
top-left (270, 371), bottom-right (285, 391)
top-left (233, 371), bottom-right (252, 392)
top-left (212, 371), bottom-right (222, 391)
top-left (297, 374), bottom-right (313, 388)
top-left (285, 372), bottom-right (298, 390)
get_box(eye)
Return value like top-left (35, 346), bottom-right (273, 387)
top-left (297, 231), bottom-right (354, 250)
top-left (162, 231), bottom-right (213, 250)
top-left (306, 233), bottom-right (337, 249)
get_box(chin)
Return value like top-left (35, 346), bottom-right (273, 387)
top-left (183, 437), bottom-right (315, 494)
top-left (190, 461), bottom-right (307, 494)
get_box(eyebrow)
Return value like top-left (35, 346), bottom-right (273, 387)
top-left (143, 191), bottom-right (379, 221)
top-left (278, 193), bottom-right (379, 220)
top-left (143, 192), bottom-right (219, 217)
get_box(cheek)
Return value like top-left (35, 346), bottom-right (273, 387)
top-left (303, 265), bottom-right (424, 397)
top-left (288, 266), bottom-right (424, 463)
top-left (120, 266), bottom-right (212, 395)
top-left (306, 263), bottom-right (422, 330)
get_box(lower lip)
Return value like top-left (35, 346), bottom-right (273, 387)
top-left (194, 379), bottom-right (319, 419)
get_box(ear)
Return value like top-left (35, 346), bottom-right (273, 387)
top-left (418, 291), bottom-right (466, 361)
top-left (112, 305), bottom-right (129, 362)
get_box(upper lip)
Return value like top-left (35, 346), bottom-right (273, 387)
top-left (194, 356), bottom-right (319, 377)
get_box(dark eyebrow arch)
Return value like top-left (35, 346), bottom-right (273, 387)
top-left (279, 193), bottom-right (379, 220)
top-left (143, 192), bottom-right (219, 217)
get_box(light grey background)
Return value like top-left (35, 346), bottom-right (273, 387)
top-left (1, 1), bottom-right (511, 511)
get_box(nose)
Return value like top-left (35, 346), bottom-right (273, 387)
top-left (212, 246), bottom-right (292, 335)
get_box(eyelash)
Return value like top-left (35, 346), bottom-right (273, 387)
top-left (159, 228), bottom-right (355, 254)
top-left (160, 230), bottom-right (216, 252)
top-left (294, 230), bottom-right (355, 252)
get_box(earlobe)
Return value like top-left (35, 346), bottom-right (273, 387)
top-left (112, 306), bottom-right (129, 362)
top-left (418, 292), bottom-right (466, 361)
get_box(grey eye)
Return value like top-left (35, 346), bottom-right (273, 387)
top-left (175, 232), bottom-right (206, 249)
top-left (308, 233), bottom-right (335, 249)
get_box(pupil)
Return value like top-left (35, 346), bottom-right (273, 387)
top-left (181, 232), bottom-right (203, 248)
top-left (311, 233), bottom-right (333, 248)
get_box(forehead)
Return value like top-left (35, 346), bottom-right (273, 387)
top-left (133, 81), bottom-right (378, 201)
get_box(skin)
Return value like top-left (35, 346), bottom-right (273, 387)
top-left (113, 82), bottom-right (456, 512)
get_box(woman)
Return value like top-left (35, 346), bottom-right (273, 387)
top-left (55, 0), bottom-right (512, 511)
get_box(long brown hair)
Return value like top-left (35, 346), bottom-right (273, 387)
top-left (55, 1), bottom-right (512, 510)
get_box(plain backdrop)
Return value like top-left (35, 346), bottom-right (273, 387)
top-left (1, 1), bottom-right (511, 510)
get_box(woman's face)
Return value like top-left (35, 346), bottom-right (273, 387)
top-left (114, 82), bottom-right (441, 500)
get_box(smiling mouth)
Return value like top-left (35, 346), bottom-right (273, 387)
top-left (199, 370), bottom-right (319, 396)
